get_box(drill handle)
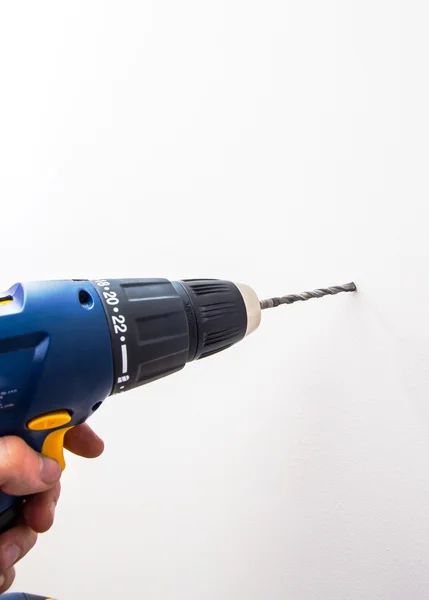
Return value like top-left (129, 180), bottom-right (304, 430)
top-left (0, 420), bottom-right (73, 535)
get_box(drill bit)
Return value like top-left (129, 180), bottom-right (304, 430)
top-left (259, 282), bottom-right (357, 310)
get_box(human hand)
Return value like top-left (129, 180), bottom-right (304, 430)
top-left (0, 424), bottom-right (104, 592)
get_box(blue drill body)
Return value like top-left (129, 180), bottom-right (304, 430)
top-left (0, 280), bottom-right (113, 516)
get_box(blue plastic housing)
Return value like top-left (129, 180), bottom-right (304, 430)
top-left (0, 280), bottom-right (114, 515)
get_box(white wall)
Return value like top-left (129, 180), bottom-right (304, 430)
top-left (1, 1), bottom-right (428, 598)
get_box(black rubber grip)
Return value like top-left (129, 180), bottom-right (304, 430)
top-left (173, 279), bottom-right (247, 360)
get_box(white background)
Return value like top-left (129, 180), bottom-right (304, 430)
top-left (1, 1), bottom-right (428, 599)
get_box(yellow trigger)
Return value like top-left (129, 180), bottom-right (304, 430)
top-left (27, 410), bottom-right (73, 470)
top-left (41, 426), bottom-right (73, 470)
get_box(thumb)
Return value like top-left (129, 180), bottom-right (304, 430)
top-left (0, 436), bottom-right (61, 496)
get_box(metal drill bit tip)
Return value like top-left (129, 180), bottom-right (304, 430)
top-left (259, 282), bottom-right (357, 310)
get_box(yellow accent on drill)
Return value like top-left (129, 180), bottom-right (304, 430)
top-left (27, 411), bottom-right (74, 470)
top-left (27, 410), bottom-right (72, 431)
top-left (42, 426), bottom-right (73, 470)
top-left (0, 296), bottom-right (12, 305)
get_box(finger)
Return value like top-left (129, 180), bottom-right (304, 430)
top-left (23, 481), bottom-right (61, 533)
top-left (0, 566), bottom-right (15, 594)
top-left (0, 524), bottom-right (37, 572)
top-left (0, 437), bottom-right (61, 496)
top-left (64, 424), bottom-right (104, 458)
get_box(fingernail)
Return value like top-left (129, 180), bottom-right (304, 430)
top-left (39, 455), bottom-right (61, 484)
top-left (5, 544), bottom-right (20, 568)
top-left (49, 502), bottom-right (56, 518)
top-left (0, 573), bottom-right (5, 588)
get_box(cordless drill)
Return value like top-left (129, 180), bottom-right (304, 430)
top-left (0, 276), bottom-right (356, 599)
top-left (0, 277), bottom-right (262, 532)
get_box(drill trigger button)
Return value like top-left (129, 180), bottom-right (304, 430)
top-left (41, 426), bottom-right (74, 471)
top-left (27, 411), bottom-right (74, 470)
top-left (27, 410), bottom-right (72, 431)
